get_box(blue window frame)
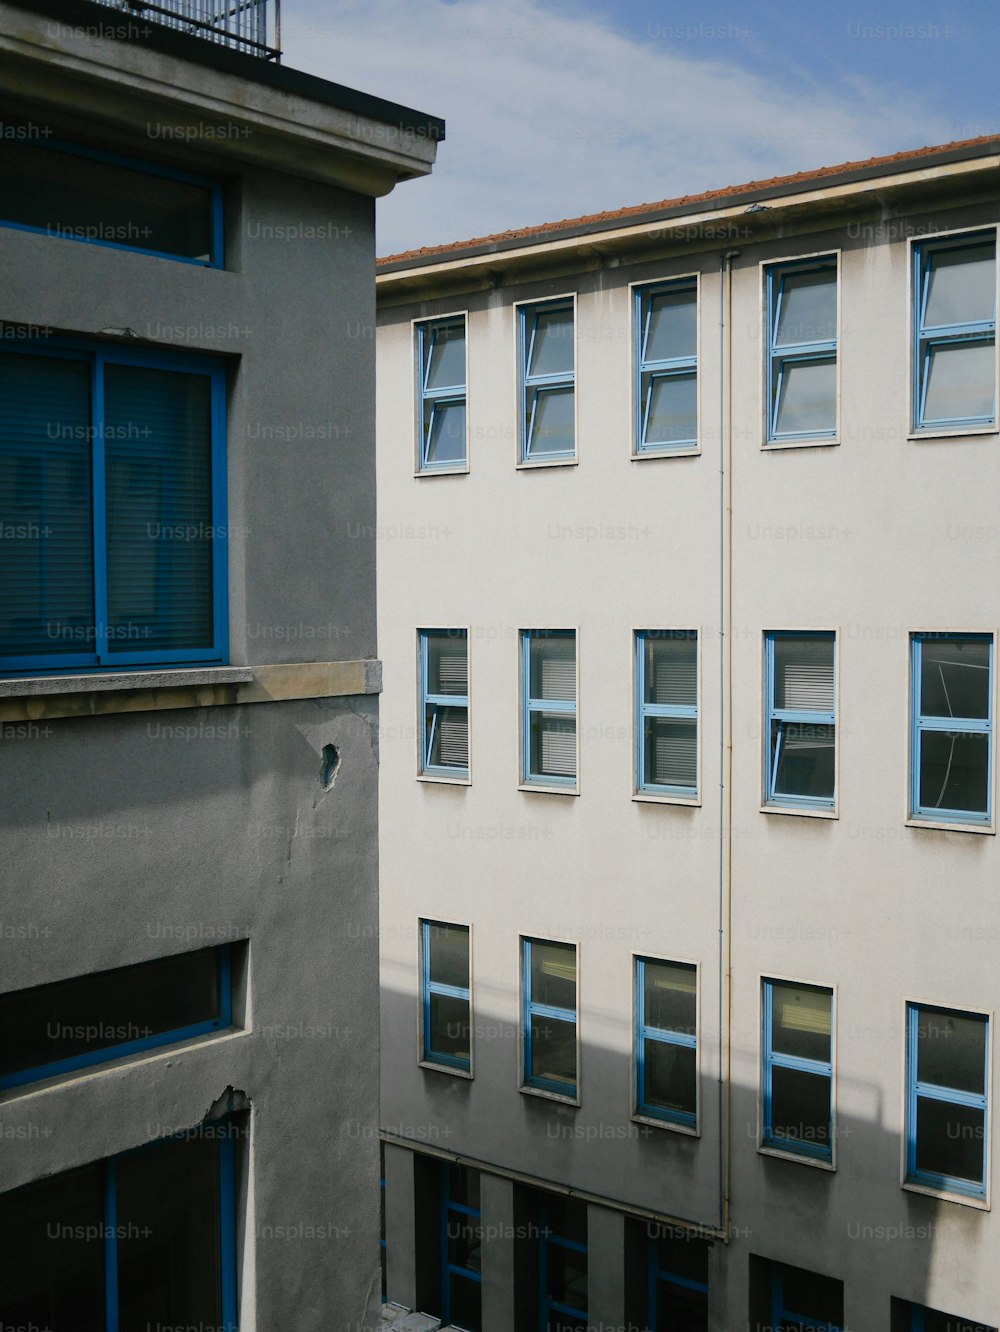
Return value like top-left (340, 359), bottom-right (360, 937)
top-left (764, 632), bottom-right (836, 810)
top-left (762, 979), bottom-right (834, 1163)
top-left (913, 231), bottom-right (997, 432)
top-left (537, 1194), bottom-right (587, 1331)
top-left (635, 957), bottom-right (697, 1129)
top-left (440, 1163), bottom-right (482, 1331)
top-left (0, 340), bottom-right (228, 677)
top-left (910, 633), bottom-right (993, 826)
top-left (419, 629), bottom-right (469, 777)
top-left (905, 1002), bottom-right (989, 1199)
top-left (636, 630), bottom-right (698, 797)
top-left (421, 920), bottom-right (471, 1072)
top-left (522, 938), bottom-right (578, 1098)
top-left (770, 1260), bottom-right (842, 1331)
top-left (521, 630), bottom-right (577, 788)
top-left (646, 1231), bottom-right (708, 1329)
top-left (0, 1123), bottom-right (238, 1331)
top-left (0, 130), bottom-right (224, 267)
top-left (634, 279), bottom-right (698, 452)
top-left (0, 944), bottom-right (234, 1092)
top-left (519, 300), bottom-right (575, 462)
top-left (902, 1300), bottom-right (996, 1332)
top-left (765, 257), bottom-right (838, 442)
top-left (417, 317), bottom-right (467, 470)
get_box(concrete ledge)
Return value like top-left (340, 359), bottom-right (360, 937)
top-left (0, 660), bottom-right (381, 724)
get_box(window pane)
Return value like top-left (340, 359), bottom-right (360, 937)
top-left (919, 730), bottom-right (989, 815)
top-left (427, 923), bottom-right (469, 989)
top-left (0, 1163), bottom-right (105, 1332)
top-left (774, 267), bottom-right (837, 346)
top-left (924, 340), bottom-right (996, 424)
top-left (527, 386), bottom-right (574, 456)
top-left (530, 712), bottom-right (576, 779)
top-left (644, 372), bottom-right (697, 445)
top-left (530, 941), bottom-right (576, 1010)
top-left (530, 1013), bottom-right (576, 1089)
top-left (654, 1234), bottom-right (709, 1286)
top-left (771, 984), bottom-right (832, 1063)
top-left (104, 365), bottom-right (214, 654)
top-left (770, 1065), bottom-right (831, 1149)
top-left (426, 632), bottom-right (468, 696)
top-left (116, 1134), bottom-right (223, 1332)
top-left (426, 400), bottom-right (467, 464)
top-left (644, 288), bottom-right (697, 362)
top-left (643, 960), bottom-right (696, 1035)
top-left (773, 357), bottom-right (836, 435)
top-left (644, 1038), bottom-right (696, 1118)
top-left (547, 1243), bottom-right (588, 1311)
top-left (544, 1195), bottom-right (587, 1245)
top-left (773, 636), bottom-right (835, 712)
top-left (426, 703), bottom-right (469, 769)
top-left (530, 633), bottom-right (576, 701)
top-left (916, 1009), bottom-right (986, 1095)
top-left (0, 946), bottom-right (223, 1081)
top-left (426, 323), bottom-right (465, 390)
top-left (915, 1097), bottom-right (985, 1185)
top-left (655, 1280), bottom-right (708, 1332)
top-left (772, 721), bottom-right (835, 800)
top-left (428, 992), bottom-right (470, 1062)
top-left (924, 241), bottom-right (996, 328)
top-left (779, 1264), bottom-right (842, 1324)
top-left (529, 308), bottom-right (574, 377)
top-left (645, 633), bottom-right (697, 707)
top-left (449, 1272), bottom-right (482, 1332)
top-left (447, 1163), bottom-right (480, 1211)
top-left (0, 352), bottom-right (94, 660)
top-left (644, 717), bottom-right (697, 790)
top-left (920, 638), bottom-right (991, 720)
top-left (447, 1215), bottom-right (482, 1273)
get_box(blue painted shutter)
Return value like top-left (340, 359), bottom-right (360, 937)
top-left (0, 353), bottom-right (93, 661)
top-left (103, 365), bottom-right (214, 653)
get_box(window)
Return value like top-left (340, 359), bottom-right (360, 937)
top-left (764, 632), bottom-right (836, 810)
top-left (519, 300), bottom-right (575, 462)
top-left (765, 257), bottom-right (838, 442)
top-left (762, 980), bottom-right (834, 1163)
top-left (0, 945), bottom-right (234, 1091)
top-left (0, 131), bottom-right (223, 266)
top-left (420, 921), bottom-right (471, 1073)
top-left (644, 1228), bottom-right (709, 1330)
top-left (893, 1298), bottom-right (997, 1332)
top-left (521, 630), bottom-right (577, 789)
top-left (913, 231), bottom-right (997, 432)
top-left (761, 1259), bottom-right (843, 1332)
top-left (440, 1163), bottom-right (482, 1332)
top-left (0, 343), bottom-right (227, 676)
top-left (634, 280), bottom-right (698, 452)
top-left (417, 317), bottom-right (467, 470)
top-left (635, 958), bottom-right (697, 1129)
top-left (635, 630), bottom-right (698, 798)
top-left (537, 1194), bottom-right (588, 1331)
top-left (910, 633), bottom-right (993, 826)
top-left (419, 629), bottom-right (469, 778)
top-left (905, 1002), bottom-right (989, 1199)
top-left (0, 1125), bottom-right (239, 1330)
top-left (522, 938), bottom-right (577, 1098)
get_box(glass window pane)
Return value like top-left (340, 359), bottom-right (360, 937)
top-left (426, 323), bottom-right (465, 390)
top-left (924, 340), bottom-right (996, 424)
top-left (547, 1243), bottom-right (588, 1311)
top-left (530, 941), bottom-right (576, 1011)
top-left (644, 288), bottom-right (697, 363)
top-left (644, 717), bottom-right (697, 790)
top-left (655, 1280), bottom-right (708, 1332)
top-left (447, 1216), bottom-right (482, 1273)
top-left (919, 730), bottom-right (989, 815)
top-left (770, 1065), bottom-right (831, 1149)
top-left (920, 638), bottom-right (991, 720)
top-left (779, 1264), bottom-right (842, 1324)
top-left (426, 703), bottom-right (469, 769)
top-left (644, 1039), bottom-right (696, 1118)
top-left (924, 241), bottom-right (996, 328)
top-left (447, 1163), bottom-right (480, 1211)
top-left (0, 1164), bottom-right (105, 1332)
top-left (530, 713), bottom-right (577, 779)
top-left (773, 357), bottom-right (836, 435)
top-left (916, 1008), bottom-right (987, 1094)
top-left (773, 637), bottom-right (835, 712)
top-left (772, 721), bottom-right (836, 800)
top-left (428, 992), bottom-right (470, 1062)
top-left (427, 923), bottom-right (469, 989)
top-left (530, 633), bottom-right (576, 701)
top-left (774, 267), bottom-right (837, 346)
top-left (117, 1134), bottom-right (223, 1332)
top-left (449, 1272), bottom-right (482, 1332)
top-left (426, 400), bottom-right (467, 464)
top-left (915, 1098), bottom-right (985, 1185)
top-left (426, 632), bottom-right (468, 696)
top-left (544, 1195), bottom-right (587, 1245)
top-left (645, 634), bottom-right (697, 707)
top-left (643, 372), bottom-right (697, 445)
top-left (527, 386), bottom-right (574, 456)
top-left (531, 1013), bottom-right (577, 1089)
top-left (771, 984), bottom-right (832, 1063)
top-left (654, 1233), bottom-right (709, 1286)
top-left (529, 308), bottom-right (574, 378)
top-left (643, 960), bottom-right (696, 1035)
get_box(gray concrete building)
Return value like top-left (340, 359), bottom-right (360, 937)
top-left (0, 2), bottom-right (441, 1328)
top-left (376, 135), bottom-right (1000, 1330)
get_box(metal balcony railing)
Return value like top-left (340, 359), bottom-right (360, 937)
top-left (91, 0), bottom-right (281, 60)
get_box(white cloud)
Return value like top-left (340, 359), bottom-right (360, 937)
top-left (283, 0), bottom-right (952, 257)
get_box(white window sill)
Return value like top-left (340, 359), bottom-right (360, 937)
top-left (414, 464), bottom-right (470, 478)
top-left (759, 1144), bottom-right (835, 1172)
top-left (519, 782), bottom-right (580, 797)
top-left (630, 447), bottom-right (701, 461)
top-left (419, 1059), bottom-right (473, 1080)
top-left (516, 456), bottom-right (578, 470)
top-left (417, 772), bottom-right (472, 787)
top-left (759, 803), bottom-right (839, 821)
top-left (762, 437), bottom-right (840, 451)
top-left (902, 1179), bottom-right (990, 1210)
top-left (908, 425), bottom-right (999, 442)
top-left (0, 666), bottom-right (253, 699)
top-left (905, 816), bottom-right (994, 836)
top-left (519, 1084), bottom-right (580, 1107)
top-left (632, 1112), bottom-right (700, 1138)
top-left (633, 791), bottom-right (701, 808)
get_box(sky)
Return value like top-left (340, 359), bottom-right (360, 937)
top-left (281, 0), bottom-right (1000, 258)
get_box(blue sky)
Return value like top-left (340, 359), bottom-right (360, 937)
top-left (283, 0), bottom-right (1000, 256)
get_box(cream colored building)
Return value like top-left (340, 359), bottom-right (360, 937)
top-left (376, 135), bottom-right (1000, 1332)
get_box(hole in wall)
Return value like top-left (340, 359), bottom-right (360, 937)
top-left (320, 744), bottom-right (341, 790)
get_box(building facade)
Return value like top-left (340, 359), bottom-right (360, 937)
top-left (0, 2), bottom-right (441, 1328)
top-left (376, 135), bottom-right (1000, 1330)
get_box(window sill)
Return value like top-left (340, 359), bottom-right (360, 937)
top-left (902, 1179), bottom-right (989, 1210)
top-left (905, 816), bottom-right (994, 836)
top-left (414, 464), bottom-right (470, 478)
top-left (762, 437), bottom-right (840, 451)
top-left (631, 446), bottom-right (701, 461)
top-left (632, 1112), bottom-right (699, 1138)
top-left (516, 456), bottom-right (578, 470)
top-left (419, 1059), bottom-right (473, 1080)
top-left (0, 666), bottom-right (253, 698)
top-left (759, 1144), bottom-right (835, 1172)
top-left (519, 782), bottom-right (580, 797)
top-left (633, 791), bottom-right (701, 808)
top-left (417, 772), bottom-right (472, 787)
top-left (760, 803), bottom-right (838, 820)
top-left (519, 1084), bottom-right (580, 1107)
top-left (908, 425), bottom-right (999, 442)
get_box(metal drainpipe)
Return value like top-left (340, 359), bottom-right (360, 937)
top-left (719, 249), bottom-right (739, 1243)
